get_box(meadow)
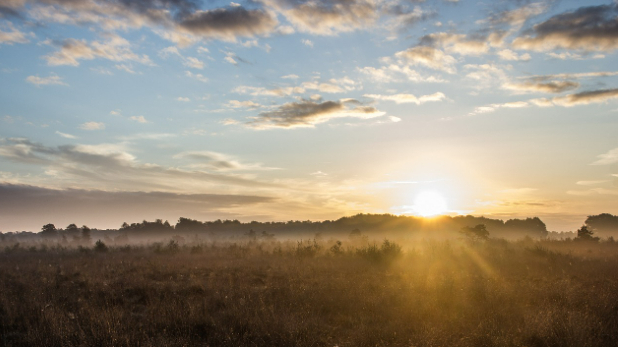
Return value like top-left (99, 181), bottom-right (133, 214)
top-left (1, 236), bottom-right (618, 346)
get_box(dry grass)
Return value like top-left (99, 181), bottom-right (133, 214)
top-left (1, 238), bottom-right (618, 346)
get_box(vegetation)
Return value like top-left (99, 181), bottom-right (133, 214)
top-left (2, 235), bottom-right (618, 346)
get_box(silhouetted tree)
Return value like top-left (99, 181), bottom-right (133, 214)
top-left (41, 223), bottom-right (58, 239)
top-left (460, 224), bottom-right (490, 241)
top-left (576, 225), bottom-right (600, 242)
top-left (94, 240), bottom-right (108, 252)
top-left (82, 225), bottom-right (92, 245)
top-left (504, 217), bottom-right (547, 238)
top-left (585, 213), bottom-right (618, 236)
top-left (66, 223), bottom-right (80, 242)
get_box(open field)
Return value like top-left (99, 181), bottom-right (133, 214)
top-left (2, 238), bottom-right (618, 346)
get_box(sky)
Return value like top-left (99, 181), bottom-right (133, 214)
top-left (0, 0), bottom-right (617, 232)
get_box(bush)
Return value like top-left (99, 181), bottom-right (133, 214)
top-left (356, 240), bottom-right (402, 264)
top-left (94, 240), bottom-right (108, 253)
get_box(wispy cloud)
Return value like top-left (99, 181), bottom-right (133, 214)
top-left (45, 34), bottom-right (153, 67)
top-left (79, 122), bottom-right (105, 130)
top-left (185, 71), bottom-right (208, 83)
top-left (25, 74), bottom-right (67, 86)
top-left (364, 92), bottom-right (446, 104)
top-left (129, 116), bottom-right (148, 123)
top-left (0, 22), bottom-right (32, 45)
top-left (395, 46), bottom-right (457, 73)
top-left (243, 99), bottom-right (386, 129)
top-left (55, 131), bottom-right (77, 139)
top-left (552, 88), bottom-right (618, 107)
top-left (174, 150), bottom-right (279, 171)
top-left (591, 148), bottom-right (618, 165)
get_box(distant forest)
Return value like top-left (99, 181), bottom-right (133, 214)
top-left (3, 213), bottom-right (618, 243)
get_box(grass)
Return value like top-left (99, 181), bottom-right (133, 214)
top-left (1, 237), bottom-right (618, 346)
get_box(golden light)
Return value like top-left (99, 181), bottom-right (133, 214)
top-left (414, 191), bottom-right (448, 217)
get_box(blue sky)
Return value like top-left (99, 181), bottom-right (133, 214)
top-left (1, 0), bottom-right (617, 231)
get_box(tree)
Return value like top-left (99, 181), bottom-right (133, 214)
top-left (81, 225), bottom-right (92, 245)
top-left (460, 224), bottom-right (490, 241)
top-left (576, 225), bottom-right (599, 242)
top-left (66, 223), bottom-right (80, 241)
top-left (41, 223), bottom-right (58, 239)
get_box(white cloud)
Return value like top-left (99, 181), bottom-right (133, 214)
top-left (176, 97), bottom-right (191, 102)
top-left (55, 131), bottom-right (77, 139)
top-left (364, 92), bottom-right (446, 104)
top-left (0, 23), bottom-right (32, 45)
top-left (79, 122), bottom-right (105, 130)
top-left (395, 46), bottom-right (457, 73)
top-left (45, 34), bottom-right (153, 67)
top-left (129, 116), bottom-right (148, 123)
top-left (25, 74), bottom-right (68, 86)
top-left (591, 148), bottom-right (618, 165)
top-left (302, 39), bottom-right (314, 47)
top-left (497, 49), bottom-right (531, 61)
top-left (115, 64), bottom-right (136, 74)
top-left (185, 71), bottom-right (208, 83)
top-left (227, 100), bottom-right (263, 109)
top-left (183, 56), bottom-right (204, 69)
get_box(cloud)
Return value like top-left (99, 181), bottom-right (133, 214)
top-left (243, 99), bottom-right (386, 129)
top-left (185, 70), bottom-right (208, 82)
top-left (227, 100), bottom-right (262, 109)
top-left (0, 183), bottom-right (275, 231)
top-left (0, 138), bottom-right (281, 194)
top-left (383, 4), bottom-right (430, 30)
top-left (503, 80), bottom-right (580, 94)
top-left (364, 92), bottom-right (446, 104)
top-left (552, 88), bottom-right (618, 107)
top-left (160, 46), bottom-right (205, 69)
top-left (233, 85), bottom-right (293, 96)
top-left (546, 52), bottom-right (605, 60)
top-left (282, 74), bottom-right (299, 79)
top-left (25, 74), bottom-right (67, 86)
top-left (488, 2), bottom-right (548, 28)
top-left (174, 150), bottom-right (278, 171)
top-left (269, 0), bottom-right (378, 35)
top-left (8, 0), bottom-right (280, 46)
top-left (512, 4), bottom-right (618, 51)
top-left (115, 64), bottom-right (136, 74)
top-left (0, 22), bottom-right (31, 45)
top-left (176, 97), bottom-right (191, 102)
top-left (45, 34), bottom-right (153, 67)
top-left (464, 63), bottom-right (509, 87)
top-left (497, 49), bottom-right (530, 61)
top-left (358, 64), bottom-right (444, 83)
top-left (395, 46), bottom-right (457, 73)
top-left (55, 131), bottom-right (77, 139)
top-left (302, 39), bottom-right (314, 47)
top-left (591, 148), bottom-right (618, 165)
top-left (129, 115), bottom-right (148, 123)
top-left (79, 122), bottom-right (105, 130)
top-left (177, 6), bottom-right (278, 41)
top-left (419, 32), bottom-right (489, 56)
top-left (576, 180), bottom-right (608, 185)
top-left (468, 101), bottom-right (530, 116)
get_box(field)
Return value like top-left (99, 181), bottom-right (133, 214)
top-left (1, 237), bottom-right (618, 346)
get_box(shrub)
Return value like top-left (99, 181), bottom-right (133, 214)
top-left (94, 240), bottom-right (108, 253)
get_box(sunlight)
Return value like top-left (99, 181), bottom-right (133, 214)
top-left (414, 191), bottom-right (448, 217)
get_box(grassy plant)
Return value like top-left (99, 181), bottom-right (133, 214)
top-left (0, 237), bottom-right (617, 346)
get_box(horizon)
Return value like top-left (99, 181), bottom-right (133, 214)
top-left (1, 0), bottom-right (617, 232)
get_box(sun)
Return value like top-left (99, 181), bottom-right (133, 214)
top-left (414, 191), bottom-right (448, 217)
